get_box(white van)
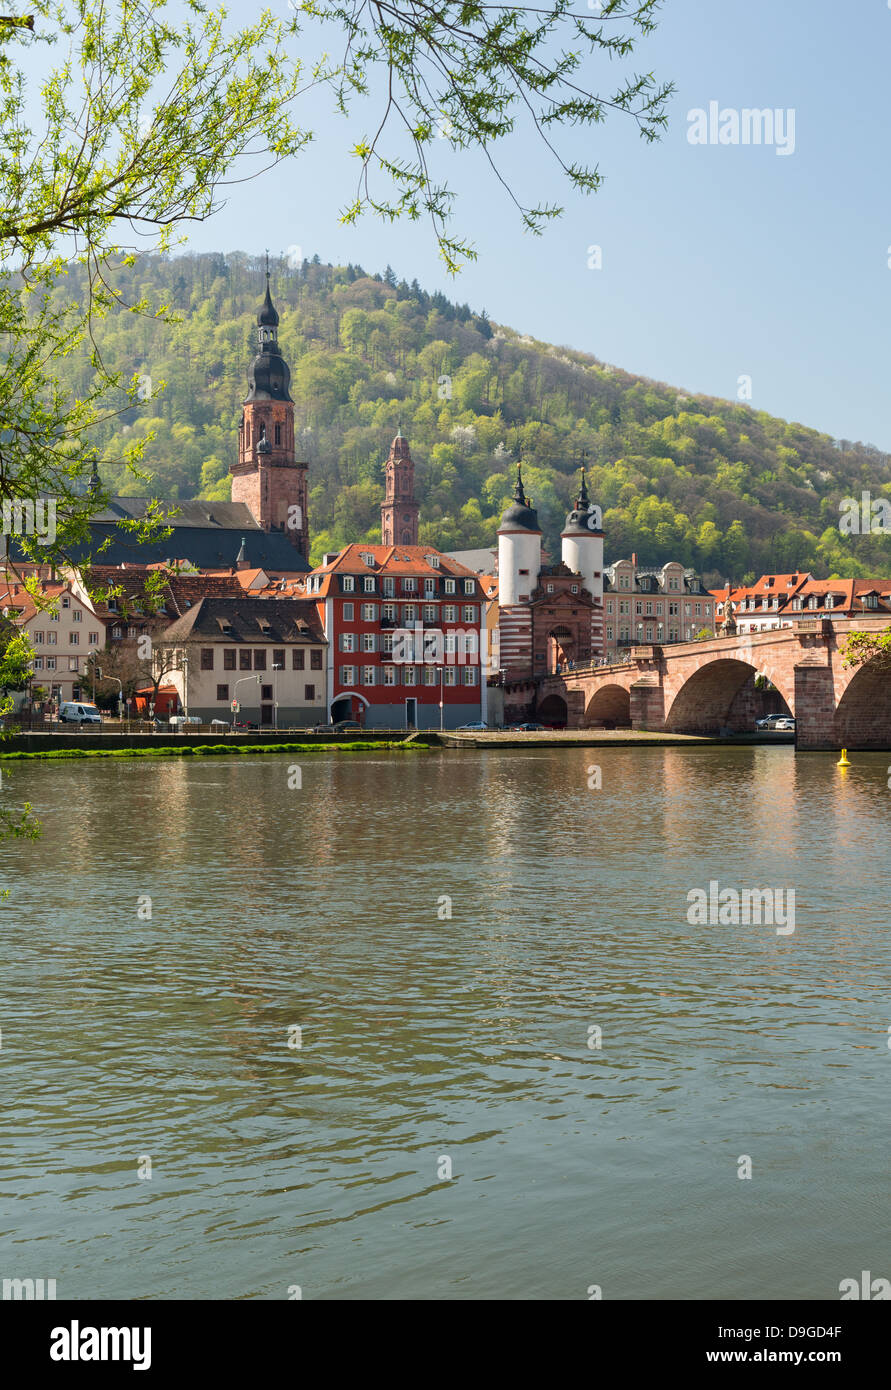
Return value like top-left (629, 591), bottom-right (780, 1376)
top-left (59, 701), bottom-right (102, 725)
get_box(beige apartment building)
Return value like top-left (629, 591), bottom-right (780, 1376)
top-left (0, 574), bottom-right (103, 707)
top-left (602, 558), bottom-right (715, 655)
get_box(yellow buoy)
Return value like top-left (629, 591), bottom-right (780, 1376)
top-left (837, 747), bottom-right (851, 767)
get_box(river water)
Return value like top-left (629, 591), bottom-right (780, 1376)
top-left (1, 746), bottom-right (889, 1300)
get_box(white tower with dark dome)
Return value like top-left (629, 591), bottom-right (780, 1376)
top-left (497, 466), bottom-right (542, 606)
top-left (560, 466), bottom-right (604, 603)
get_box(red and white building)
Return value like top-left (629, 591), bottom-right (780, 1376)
top-left (301, 540), bottom-right (486, 728)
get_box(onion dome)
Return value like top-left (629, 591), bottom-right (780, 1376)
top-left (245, 271), bottom-right (292, 403)
top-left (562, 464), bottom-right (602, 535)
top-left (498, 464), bottom-right (540, 532)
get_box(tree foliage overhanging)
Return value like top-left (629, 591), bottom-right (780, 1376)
top-left (68, 250), bottom-right (891, 582)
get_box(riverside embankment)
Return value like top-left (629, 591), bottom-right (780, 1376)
top-left (0, 727), bottom-right (793, 759)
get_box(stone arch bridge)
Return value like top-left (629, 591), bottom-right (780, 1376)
top-left (520, 617), bottom-right (891, 749)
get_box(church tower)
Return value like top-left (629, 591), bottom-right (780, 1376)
top-left (230, 266), bottom-right (309, 560)
top-left (380, 430), bottom-right (420, 547)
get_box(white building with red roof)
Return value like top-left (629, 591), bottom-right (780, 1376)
top-left (711, 572), bottom-right (891, 632)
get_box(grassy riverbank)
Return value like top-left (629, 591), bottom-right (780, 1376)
top-left (0, 741), bottom-right (426, 761)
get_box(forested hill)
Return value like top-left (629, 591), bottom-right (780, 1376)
top-left (66, 251), bottom-right (891, 581)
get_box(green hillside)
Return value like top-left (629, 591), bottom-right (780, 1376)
top-left (64, 251), bottom-right (891, 581)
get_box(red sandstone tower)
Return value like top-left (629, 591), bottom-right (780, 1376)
top-left (230, 269), bottom-right (309, 560)
top-left (380, 431), bottom-right (420, 546)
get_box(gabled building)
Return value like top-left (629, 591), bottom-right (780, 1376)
top-left (0, 574), bottom-right (103, 707)
top-left (713, 573), bottom-right (891, 630)
top-left (710, 573), bottom-right (811, 633)
top-left (603, 557), bottom-right (714, 653)
top-left (156, 597), bottom-right (327, 726)
top-left (301, 538), bottom-right (486, 729)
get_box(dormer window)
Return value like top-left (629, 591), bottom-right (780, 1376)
top-left (809, 595), bottom-right (818, 609)
top-left (825, 595), bottom-right (834, 610)
top-left (360, 552), bottom-right (375, 566)
top-left (427, 555), bottom-right (440, 568)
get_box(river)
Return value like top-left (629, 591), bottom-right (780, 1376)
top-left (1, 746), bottom-right (889, 1299)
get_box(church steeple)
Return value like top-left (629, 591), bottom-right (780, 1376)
top-left (381, 429), bottom-right (419, 547)
top-left (230, 265), bottom-right (308, 559)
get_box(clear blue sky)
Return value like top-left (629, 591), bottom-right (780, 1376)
top-left (177, 1), bottom-right (891, 448)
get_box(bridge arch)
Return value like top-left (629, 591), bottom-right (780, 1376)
top-left (584, 683), bottom-right (631, 728)
top-left (834, 655), bottom-right (891, 748)
top-left (536, 692), bottom-right (569, 728)
top-left (664, 658), bottom-right (793, 734)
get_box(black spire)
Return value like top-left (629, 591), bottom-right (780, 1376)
top-left (246, 267), bottom-right (291, 402)
top-left (576, 463), bottom-right (590, 509)
top-left (514, 463), bottom-right (528, 506)
top-left (257, 274), bottom-right (279, 330)
top-left (87, 460), bottom-right (102, 500)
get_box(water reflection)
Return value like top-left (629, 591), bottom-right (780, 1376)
top-left (1, 747), bottom-right (890, 1299)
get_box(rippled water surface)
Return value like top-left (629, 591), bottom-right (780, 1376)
top-left (2, 746), bottom-right (889, 1299)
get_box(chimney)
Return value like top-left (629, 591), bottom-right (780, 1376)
top-left (631, 552), bottom-right (637, 567)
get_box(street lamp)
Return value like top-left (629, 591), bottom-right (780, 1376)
top-left (272, 662), bottom-right (283, 730)
top-left (181, 654), bottom-right (190, 723)
top-left (232, 673), bottom-right (261, 732)
top-left (106, 675), bottom-right (123, 722)
top-left (438, 665), bottom-right (444, 732)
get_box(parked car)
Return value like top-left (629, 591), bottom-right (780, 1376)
top-left (168, 715), bottom-right (202, 728)
top-left (310, 719), bottom-right (362, 733)
top-left (457, 721), bottom-right (490, 731)
top-left (773, 717), bottom-right (796, 730)
top-left (506, 721), bottom-right (546, 731)
top-left (58, 701), bottom-right (102, 725)
top-left (209, 719), bottom-right (229, 729)
top-left (755, 713), bottom-right (791, 729)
